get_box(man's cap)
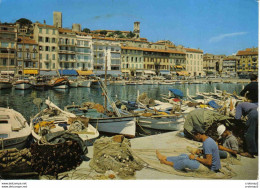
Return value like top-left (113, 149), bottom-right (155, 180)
top-left (217, 124), bottom-right (226, 139)
top-left (191, 125), bottom-right (205, 135)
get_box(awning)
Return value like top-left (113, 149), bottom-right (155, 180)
top-left (1, 71), bottom-right (14, 75)
top-left (39, 70), bottom-right (57, 76)
top-left (58, 69), bottom-right (78, 76)
top-left (176, 71), bottom-right (189, 76)
top-left (136, 70), bottom-right (143, 72)
top-left (77, 70), bottom-right (94, 76)
top-left (24, 69), bottom-right (38, 75)
top-left (144, 70), bottom-right (156, 75)
top-left (160, 70), bottom-right (170, 75)
top-left (174, 66), bottom-right (183, 69)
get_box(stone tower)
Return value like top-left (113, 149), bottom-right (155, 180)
top-left (53, 12), bottom-right (62, 28)
top-left (72, 24), bottom-right (82, 32)
top-left (133, 21), bottom-right (140, 38)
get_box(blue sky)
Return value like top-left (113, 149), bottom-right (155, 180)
top-left (0, 0), bottom-right (258, 55)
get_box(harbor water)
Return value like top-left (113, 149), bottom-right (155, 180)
top-left (0, 82), bottom-right (245, 123)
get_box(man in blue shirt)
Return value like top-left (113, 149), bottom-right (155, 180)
top-left (156, 126), bottom-right (221, 172)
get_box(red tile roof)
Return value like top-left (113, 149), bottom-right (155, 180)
top-left (121, 46), bottom-right (185, 54)
top-left (17, 36), bottom-right (37, 44)
top-left (38, 24), bottom-right (57, 29)
top-left (184, 48), bottom-right (203, 53)
top-left (237, 50), bottom-right (258, 56)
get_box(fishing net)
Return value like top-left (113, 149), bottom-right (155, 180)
top-left (137, 92), bottom-right (155, 107)
top-left (89, 135), bottom-right (144, 179)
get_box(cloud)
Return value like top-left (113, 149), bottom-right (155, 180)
top-left (93, 14), bottom-right (115, 20)
top-left (209, 32), bottom-right (248, 43)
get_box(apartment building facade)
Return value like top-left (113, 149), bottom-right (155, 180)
top-left (92, 37), bottom-right (121, 72)
top-left (17, 36), bottom-right (38, 75)
top-left (33, 23), bottom-right (59, 71)
top-left (203, 53), bottom-right (226, 75)
top-left (222, 57), bottom-right (237, 76)
top-left (185, 48), bottom-right (204, 76)
top-left (236, 48), bottom-right (258, 75)
top-left (0, 24), bottom-right (17, 75)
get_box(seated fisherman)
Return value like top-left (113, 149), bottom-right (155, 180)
top-left (156, 126), bottom-right (221, 172)
top-left (217, 125), bottom-right (239, 158)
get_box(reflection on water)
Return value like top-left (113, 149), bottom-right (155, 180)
top-left (0, 83), bottom-right (245, 121)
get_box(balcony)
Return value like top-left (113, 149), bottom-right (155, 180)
top-left (0, 53), bottom-right (15, 58)
top-left (58, 42), bottom-right (76, 47)
top-left (59, 59), bottom-right (76, 63)
top-left (58, 50), bottom-right (76, 54)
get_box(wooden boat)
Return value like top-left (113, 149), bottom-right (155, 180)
top-left (0, 107), bottom-right (31, 149)
top-left (48, 77), bottom-right (69, 89)
top-left (0, 78), bottom-right (12, 89)
top-left (14, 79), bottom-right (32, 90)
top-left (78, 79), bottom-right (92, 87)
top-left (30, 99), bottom-right (99, 144)
top-left (64, 104), bottom-right (136, 138)
top-left (69, 80), bottom-right (79, 88)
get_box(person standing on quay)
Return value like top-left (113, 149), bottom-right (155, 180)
top-left (240, 74), bottom-right (258, 104)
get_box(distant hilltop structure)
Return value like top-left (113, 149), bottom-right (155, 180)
top-left (53, 11), bottom-right (62, 28)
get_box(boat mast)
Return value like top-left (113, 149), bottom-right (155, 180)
top-left (104, 51), bottom-right (107, 111)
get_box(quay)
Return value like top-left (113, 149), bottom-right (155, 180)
top-left (41, 131), bottom-right (258, 180)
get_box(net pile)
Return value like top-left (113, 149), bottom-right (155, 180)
top-left (0, 148), bottom-right (32, 173)
top-left (137, 92), bottom-right (155, 107)
top-left (89, 135), bottom-right (144, 179)
top-left (30, 140), bottom-right (83, 177)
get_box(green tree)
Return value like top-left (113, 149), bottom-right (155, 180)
top-left (107, 33), bottom-right (115, 37)
top-left (114, 30), bottom-right (122, 35)
top-left (118, 34), bottom-right (125, 38)
top-left (100, 30), bottom-right (107, 35)
top-left (16, 18), bottom-right (32, 27)
top-left (126, 31), bottom-right (135, 38)
top-left (82, 28), bottom-right (91, 33)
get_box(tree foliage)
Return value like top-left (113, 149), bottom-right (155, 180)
top-left (154, 62), bottom-right (161, 76)
top-left (16, 18), bottom-right (32, 27)
top-left (126, 31), bottom-right (135, 38)
top-left (118, 34), bottom-right (125, 38)
top-left (114, 30), bottom-right (122, 35)
top-left (82, 28), bottom-right (91, 33)
top-left (100, 30), bottom-right (107, 35)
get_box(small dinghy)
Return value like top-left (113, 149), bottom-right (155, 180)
top-left (0, 108), bottom-right (31, 149)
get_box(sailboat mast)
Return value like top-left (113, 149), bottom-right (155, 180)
top-left (104, 52), bottom-right (107, 111)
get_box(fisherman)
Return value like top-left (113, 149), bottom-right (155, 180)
top-left (217, 125), bottom-right (239, 158)
top-left (240, 74), bottom-right (258, 104)
top-left (234, 101), bottom-right (258, 158)
top-left (156, 126), bottom-right (221, 172)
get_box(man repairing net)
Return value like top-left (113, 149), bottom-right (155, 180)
top-left (156, 126), bottom-right (221, 172)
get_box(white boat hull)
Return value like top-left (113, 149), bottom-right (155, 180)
top-left (137, 116), bottom-right (184, 131)
top-left (89, 116), bottom-right (136, 137)
top-left (15, 83), bottom-right (31, 90)
top-left (70, 82), bottom-right (78, 88)
top-left (78, 80), bottom-right (91, 87)
top-left (0, 135), bottom-right (29, 150)
top-left (53, 84), bottom-right (69, 89)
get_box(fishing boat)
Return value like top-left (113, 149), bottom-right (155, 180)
top-left (48, 77), bottom-right (70, 89)
top-left (69, 80), bottom-right (79, 88)
top-left (0, 79), bottom-right (12, 89)
top-left (0, 107), bottom-right (31, 149)
top-left (78, 79), bottom-right (92, 87)
top-left (14, 79), bottom-right (32, 90)
top-left (30, 99), bottom-right (99, 144)
top-left (32, 76), bottom-right (48, 90)
top-left (64, 103), bottom-right (136, 138)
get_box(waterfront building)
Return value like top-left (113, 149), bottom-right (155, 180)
top-left (53, 12), bottom-right (62, 28)
top-left (0, 23), bottom-right (17, 75)
top-left (92, 37), bottom-right (121, 75)
top-left (221, 56), bottom-right (238, 77)
top-left (236, 47), bottom-right (258, 75)
top-left (75, 32), bottom-right (93, 70)
top-left (203, 53), bottom-right (226, 76)
top-left (17, 36), bottom-right (38, 75)
top-left (58, 28), bottom-right (77, 70)
top-left (185, 48), bottom-right (204, 76)
top-left (33, 22), bottom-right (59, 71)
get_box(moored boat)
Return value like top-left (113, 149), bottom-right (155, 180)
top-left (14, 79), bottom-right (32, 90)
top-left (30, 99), bottom-right (99, 144)
top-left (0, 78), bottom-right (12, 89)
top-left (48, 77), bottom-right (69, 89)
top-left (64, 103), bottom-right (136, 138)
top-left (0, 107), bottom-right (31, 149)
